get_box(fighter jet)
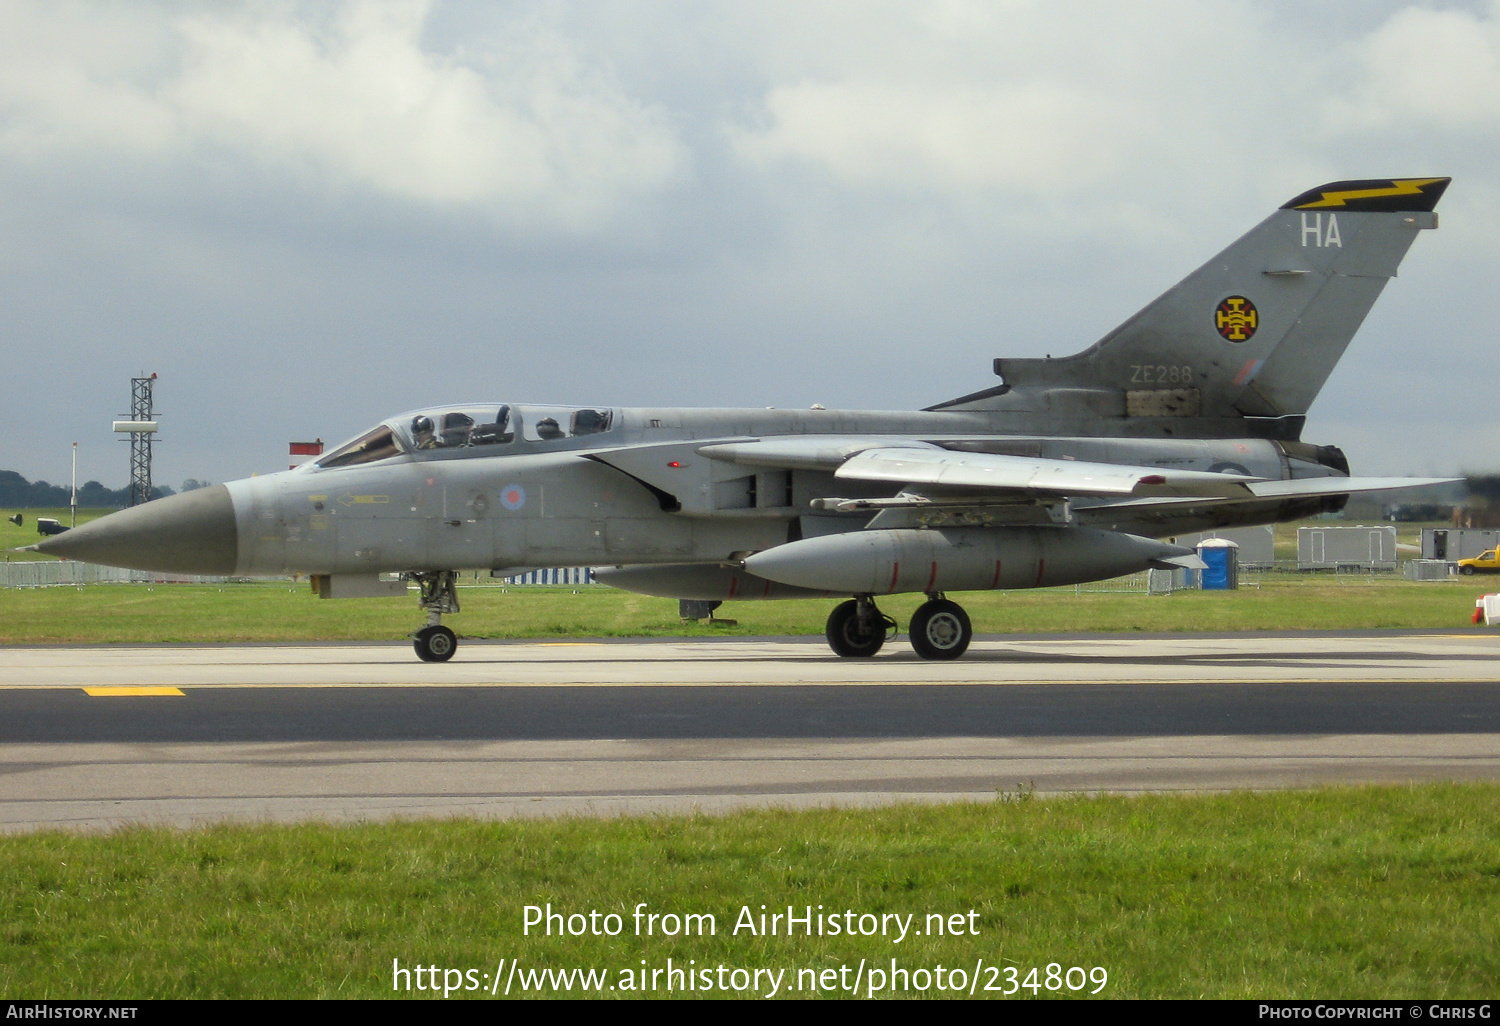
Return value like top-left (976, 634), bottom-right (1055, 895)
top-left (33, 177), bottom-right (1454, 662)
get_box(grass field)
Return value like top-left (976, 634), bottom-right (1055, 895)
top-left (2, 784), bottom-right (1497, 999)
top-left (1, 507), bottom-right (113, 561)
top-left (0, 573), bottom-right (1489, 644)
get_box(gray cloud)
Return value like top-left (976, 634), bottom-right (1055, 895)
top-left (2, 0), bottom-right (1496, 488)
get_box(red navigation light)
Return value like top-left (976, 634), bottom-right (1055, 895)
top-left (1139, 475), bottom-right (1166, 485)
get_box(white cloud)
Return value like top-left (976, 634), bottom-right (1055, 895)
top-left (742, 79), bottom-right (1140, 194)
top-left (0, 2), bottom-right (179, 161)
top-left (1333, 1), bottom-right (1500, 132)
top-left (0, 0), bottom-right (686, 229)
top-left (729, 0), bottom-right (1313, 209)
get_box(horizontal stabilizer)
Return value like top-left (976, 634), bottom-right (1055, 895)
top-left (1242, 476), bottom-right (1460, 499)
top-left (1149, 553), bottom-right (1208, 571)
top-left (1084, 476), bottom-right (1460, 514)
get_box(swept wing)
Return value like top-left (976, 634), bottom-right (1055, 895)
top-left (699, 436), bottom-right (1455, 512)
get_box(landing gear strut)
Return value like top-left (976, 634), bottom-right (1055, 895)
top-left (909, 594), bottom-right (972, 661)
top-left (411, 570), bottom-right (460, 662)
top-left (825, 596), bottom-right (896, 657)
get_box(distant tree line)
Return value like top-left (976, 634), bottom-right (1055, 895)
top-left (0, 470), bottom-right (178, 509)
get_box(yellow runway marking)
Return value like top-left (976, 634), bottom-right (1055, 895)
top-left (82, 687), bottom-right (185, 697)
top-left (534, 643), bottom-right (606, 647)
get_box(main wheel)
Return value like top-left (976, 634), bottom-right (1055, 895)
top-left (414, 625), bottom-right (458, 662)
top-left (909, 599), bottom-right (972, 660)
top-left (825, 600), bottom-right (886, 658)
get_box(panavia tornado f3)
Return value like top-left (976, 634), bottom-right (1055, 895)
top-left (33, 177), bottom-right (1456, 662)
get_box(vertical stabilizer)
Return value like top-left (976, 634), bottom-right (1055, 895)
top-left (936, 178), bottom-right (1449, 438)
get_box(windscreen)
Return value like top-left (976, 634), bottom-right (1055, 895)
top-left (316, 424), bottom-right (406, 468)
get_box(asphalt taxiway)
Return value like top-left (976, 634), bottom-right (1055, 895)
top-left (2, 631), bottom-right (1498, 830)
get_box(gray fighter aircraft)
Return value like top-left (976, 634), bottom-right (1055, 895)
top-left (33, 177), bottom-right (1454, 662)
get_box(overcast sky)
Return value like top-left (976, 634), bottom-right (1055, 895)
top-left (3, 0), bottom-right (1497, 489)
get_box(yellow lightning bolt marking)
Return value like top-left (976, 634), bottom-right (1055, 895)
top-left (1295, 178), bottom-right (1446, 209)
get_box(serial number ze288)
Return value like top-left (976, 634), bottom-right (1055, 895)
top-left (988, 964), bottom-right (1107, 995)
top-left (1129, 364), bottom-right (1193, 385)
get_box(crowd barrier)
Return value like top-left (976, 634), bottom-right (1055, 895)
top-left (0, 561), bottom-right (251, 587)
top-left (2, 561), bottom-right (600, 589)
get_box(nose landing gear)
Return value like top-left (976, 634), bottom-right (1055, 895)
top-left (411, 570), bottom-right (460, 662)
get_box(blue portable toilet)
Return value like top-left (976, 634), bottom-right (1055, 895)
top-left (1197, 537), bottom-right (1240, 590)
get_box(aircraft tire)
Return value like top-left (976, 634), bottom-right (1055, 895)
top-left (414, 625), bottom-right (458, 662)
top-left (825, 600), bottom-right (885, 658)
top-left (909, 599), bottom-right (972, 660)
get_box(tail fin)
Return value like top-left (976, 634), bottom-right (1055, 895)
top-left (935, 177), bottom-right (1449, 438)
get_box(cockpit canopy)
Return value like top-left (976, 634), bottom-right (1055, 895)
top-left (405, 405), bottom-right (515, 451)
top-left (315, 404), bottom-right (615, 469)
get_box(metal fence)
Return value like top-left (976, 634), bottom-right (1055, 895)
top-left (1074, 567), bottom-right (1200, 595)
top-left (1, 559), bottom-right (1472, 592)
top-left (1070, 559), bottom-right (1470, 595)
top-left (2, 561), bottom-right (606, 589)
top-left (1074, 571), bottom-right (1151, 594)
top-left (0, 560), bottom-right (265, 588)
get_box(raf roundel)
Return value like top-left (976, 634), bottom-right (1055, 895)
top-left (500, 484), bottom-right (527, 511)
top-left (1214, 296), bottom-right (1258, 342)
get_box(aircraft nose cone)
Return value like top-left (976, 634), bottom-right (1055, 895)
top-left (32, 484), bottom-right (239, 575)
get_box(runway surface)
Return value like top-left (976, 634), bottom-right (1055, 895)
top-left (2, 631), bottom-right (1498, 831)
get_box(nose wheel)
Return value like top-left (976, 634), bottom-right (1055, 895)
top-left (909, 597), bottom-right (972, 660)
top-left (414, 624), bottom-right (457, 662)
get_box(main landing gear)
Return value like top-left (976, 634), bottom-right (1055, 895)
top-left (825, 597), bottom-right (897, 657)
top-left (824, 593), bottom-right (974, 660)
top-left (411, 570), bottom-right (460, 662)
top-left (908, 596), bottom-right (972, 660)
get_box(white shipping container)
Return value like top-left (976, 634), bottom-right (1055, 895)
top-left (1422, 528), bottom-right (1500, 561)
top-left (1298, 526), bottom-right (1397, 570)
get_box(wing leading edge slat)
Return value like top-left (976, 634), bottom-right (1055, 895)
top-left (698, 436), bottom-right (1457, 511)
top-left (834, 447), bottom-right (1258, 498)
